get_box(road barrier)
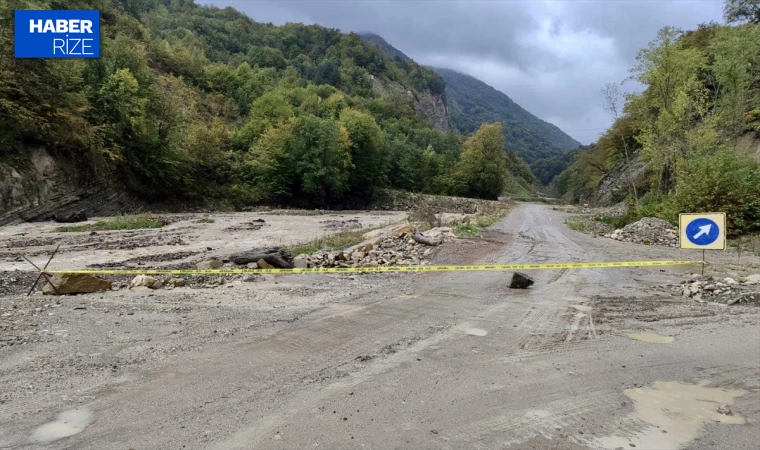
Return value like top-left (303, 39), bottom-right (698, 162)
top-left (47, 260), bottom-right (703, 276)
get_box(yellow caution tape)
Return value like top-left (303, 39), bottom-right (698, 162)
top-left (47, 260), bottom-right (703, 275)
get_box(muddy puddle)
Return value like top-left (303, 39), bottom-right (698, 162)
top-left (627, 332), bottom-right (674, 343)
top-left (30, 407), bottom-right (94, 443)
top-left (597, 380), bottom-right (745, 449)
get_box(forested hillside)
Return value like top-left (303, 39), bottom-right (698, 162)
top-left (434, 68), bottom-right (581, 166)
top-left (1, 0), bottom-right (539, 211)
top-left (358, 34), bottom-right (579, 184)
top-left (555, 4), bottom-right (760, 235)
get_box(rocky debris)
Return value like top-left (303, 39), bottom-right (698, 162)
top-left (301, 226), bottom-right (449, 269)
top-left (42, 273), bottom-right (112, 295)
top-left (320, 219), bottom-right (362, 230)
top-left (129, 275), bottom-right (163, 289)
top-left (196, 258), bottom-right (222, 270)
top-left (717, 405), bottom-right (733, 416)
top-left (224, 219), bottom-right (265, 232)
top-left (411, 229), bottom-right (442, 246)
top-left (509, 272), bottom-right (534, 289)
top-left (670, 275), bottom-right (759, 305)
top-left (229, 247), bottom-right (294, 268)
top-left (53, 210), bottom-right (88, 223)
top-left (604, 217), bottom-right (678, 247)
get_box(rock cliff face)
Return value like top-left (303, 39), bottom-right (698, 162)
top-left (370, 75), bottom-right (454, 132)
top-left (596, 156), bottom-right (647, 205)
top-left (0, 147), bottom-right (141, 226)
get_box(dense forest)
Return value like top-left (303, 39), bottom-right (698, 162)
top-left (555, 0), bottom-right (760, 234)
top-left (0, 0), bottom-right (540, 208)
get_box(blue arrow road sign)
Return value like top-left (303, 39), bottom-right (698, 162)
top-left (685, 217), bottom-right (720, 246)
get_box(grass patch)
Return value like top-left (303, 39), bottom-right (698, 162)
top-left (287, 221), bottom-right (398, 256)
top-left (728, 233), bottom-right (760, 258)
top-left (453, 205), bottom-right (511, 238)
top-left (56, 214), bottom-right (167, 232)
top-left (565, 217), bottom-right (589, 233)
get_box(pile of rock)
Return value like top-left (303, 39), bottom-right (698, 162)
top-left (297, 224), bottom-right (454, 269)
top-left (671, 274), bottom-right (760, 305)
top-left (604, 217), bottom-right (678, 247)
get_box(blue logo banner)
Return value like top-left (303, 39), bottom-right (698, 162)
top-left (14, 10), bottom-right (100, 58)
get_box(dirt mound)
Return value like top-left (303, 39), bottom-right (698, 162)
top-left (604, 217), bottom-right (678, 247)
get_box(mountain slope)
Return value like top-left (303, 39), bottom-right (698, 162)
top-left (434, 68), bottom-right (580, 163)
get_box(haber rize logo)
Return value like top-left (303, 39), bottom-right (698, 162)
top-left (14, 10), bottom-right (100, 58)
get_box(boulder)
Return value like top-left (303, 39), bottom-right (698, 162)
top-left (293, 257), bottom-right (308, 269)
top-left (392, 224), bottom-right (415, 237)
top-left (129, 275), bottom-right (163, 289)
top-left (509, 272), bottom-right (534, 289)
top-left (53, 210), bottom-right (88, 223)
top-left (167, 277), bottom-right (185, 287)
top-left (196, 258), bottom-right (222, 270)
top-left (42, 273), bottom-right (111, 295)
top-left (257, 259), bottom-right (272, 269)
top-left (246, 262), bottom-right (259, 269)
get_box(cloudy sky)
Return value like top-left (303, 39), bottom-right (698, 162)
top-left (203, 0), bottom-right (724, 144)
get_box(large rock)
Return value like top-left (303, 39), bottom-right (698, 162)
top-left (53, 210), bottom-right (88, 223)
top-left (392, 224), bottom-right (415, 237)
top-left (42, 273), bottom-right (112, 295)
top-left (129, 275), bottom-right (163, 289)
top-left (196, 258), bottom-right (222, 270)
top-left (509, 272), bottom-right (534, 289)
top-left (293, 257), bottom-right (308, 269)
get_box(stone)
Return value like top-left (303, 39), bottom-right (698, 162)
top-left (256, 259), bottom-right (272, 269)
top-left (392, 224), bottom-right (415, 237)
top-left (246, 262), bottom-right (258, 269)
top-left (351, 251), bottom-right (366, 260)
top-left (293, 257), bottom-right (308, 269)
top-left (744, 274), bottom-right (760, 284)
top-left (167, 277), bottom-right (185, 287)
top-left (129, 275), bottom-right (163, 289)
top-left (509, 272), bottom-right (534, 289)
top-left (42, 273), bottom-right (111, 295)
top-left (717, 405), bottom-right (733, 416)
top-left (242, 274), bottom-right (260, 282)
top-left (196, 258), bottom-right (222, 270)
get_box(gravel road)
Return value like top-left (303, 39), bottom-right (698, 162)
top-left (1, 204), bottom-right (758, 449)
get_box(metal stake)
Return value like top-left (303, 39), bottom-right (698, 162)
top-left (23, 244), bottom-right (61, 296)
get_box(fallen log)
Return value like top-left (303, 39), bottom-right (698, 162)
top-left (228, 247), bottom-right (295, 268)
top-left (412, 230), bottom-right (442, 246)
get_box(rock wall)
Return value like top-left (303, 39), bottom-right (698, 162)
top-left (0, 147), bottom-right (142, 226)
top-left (370, 76), bottom-right (454, 132)
top-left (597, 156), bottom-right (647, 205)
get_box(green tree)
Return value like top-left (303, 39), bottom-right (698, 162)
top-left (723, 0), bottom-right (760, 24)
top-left (339, 108), bottom-right (384, 196)
top-left (454, 123), bottom-right (507, 199)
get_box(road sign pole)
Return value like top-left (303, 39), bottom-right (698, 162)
top-left (702, 250), bottom-right (705, 276)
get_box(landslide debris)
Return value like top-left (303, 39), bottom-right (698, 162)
top-left (604, 217), bottom-right (678, 247)
top-left (670, 274), bottom-right (760, 305)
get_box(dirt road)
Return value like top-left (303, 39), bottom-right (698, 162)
top-left (2, 204), bottom-right (759, 449)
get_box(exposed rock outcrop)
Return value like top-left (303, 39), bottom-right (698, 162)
top-left (0, 146), bottom-right (141, 226)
